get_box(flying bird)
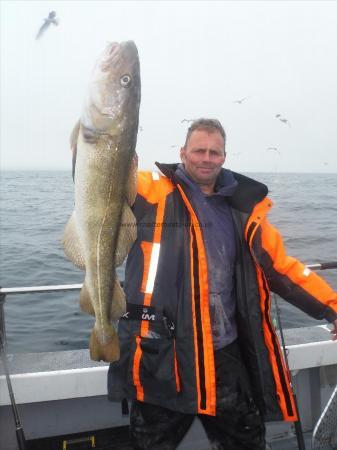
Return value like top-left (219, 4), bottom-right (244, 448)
top-left (266, 147), bottom-right (281, 156)
top-left (181, 119), bottom-right (194, 123)
top-left (233, 97), bottom-right (249, 104)
top-left (275, 114), bottom-right (291, 127)
top-left (36, 11), bottom-right (59, 40)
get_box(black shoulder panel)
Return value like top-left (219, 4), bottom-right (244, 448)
top-left (229, 172), bottom-right (268, 213)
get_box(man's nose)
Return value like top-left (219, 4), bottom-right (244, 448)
top-left (202, 151), bottom-right (212, 162)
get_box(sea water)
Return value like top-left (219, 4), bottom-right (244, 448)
top-left (0, 171), bottom-right (336, 353)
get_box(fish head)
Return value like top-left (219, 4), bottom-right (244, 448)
top-left (82, 41), bottom-right (141, 136)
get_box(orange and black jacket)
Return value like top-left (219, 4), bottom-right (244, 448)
top-left (108, 163), bottom-right (337, 422)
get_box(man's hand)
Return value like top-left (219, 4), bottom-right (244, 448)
top-left (331, 319), bottom-right (337, 341)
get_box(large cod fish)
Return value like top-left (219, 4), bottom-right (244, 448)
top-left (63, 41), bottom-right (140, 362)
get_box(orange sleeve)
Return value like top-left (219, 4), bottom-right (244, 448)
top-left (258, 218), bottom-right (337, 319)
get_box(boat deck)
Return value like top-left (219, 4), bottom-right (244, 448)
top-left (267, 431), bottom-right (312, 450)
top-left (1, 325), bottom-right (337, 450)
top-left (24, 422), bottom-right (313, 450)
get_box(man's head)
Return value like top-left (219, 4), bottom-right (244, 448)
top-left (180, 118), bottom-right (226, 194)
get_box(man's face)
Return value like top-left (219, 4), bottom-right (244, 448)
top-left (180, 129), bottom-right (226, 192)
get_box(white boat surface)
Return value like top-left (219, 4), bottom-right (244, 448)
top-left (1, 324), bottom-right (336, 450)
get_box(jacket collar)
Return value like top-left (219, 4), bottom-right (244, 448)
top-left (175, 163), bottom-right (238, 198)
top-left (155, 162), bottom-right (268, 213)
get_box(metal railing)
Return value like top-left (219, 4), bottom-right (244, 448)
top-left (0, 284), bottom-right (83, 348)
top-left (1, 262), bottom-right (336, 346)
top-left (1, 262), bottom-right (336, 297)
top-left (0, 284), bottom-right (83, 295)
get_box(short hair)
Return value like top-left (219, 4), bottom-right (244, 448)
top-left (184, 118), bottom-right (226, 149)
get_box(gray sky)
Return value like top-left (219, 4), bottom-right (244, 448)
top-left (1, 1), bottom-right (337, 172)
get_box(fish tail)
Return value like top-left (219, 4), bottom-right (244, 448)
top-left (89, 326), bottom-right (120, 362)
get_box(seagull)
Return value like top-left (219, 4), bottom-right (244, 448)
top-left (233, 97), bottom-right (249, 104)
top-left (266, 147), bottom-right (281, 156)
top-left (180, 119), bottom-right (194, 124)
top-left (275, 114), bottom-right (291, 127)
top-left (36, 11), bottom-right (59, 40)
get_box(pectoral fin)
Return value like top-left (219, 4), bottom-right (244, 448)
top-left (79, 280), bottom-right (95, 316)
top-left (80, 277), bottom-right (125, 319)
top-left (111, 275), bottom-right (126, 319)
top-left (62, 211), bottom-right (85, 270)
top-left (125, 153), bottom-right (138, 206)
top-left (115, 204), bottom-right (137, 266)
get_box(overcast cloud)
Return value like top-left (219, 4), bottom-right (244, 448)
top-left (1, 1), bottom-right (337, 172)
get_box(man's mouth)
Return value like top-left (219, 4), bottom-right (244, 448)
top-left (198, 167), bottom-right (213, 172)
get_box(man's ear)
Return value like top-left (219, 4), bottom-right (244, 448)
top-left (180, 147), bottom-right (185, 162)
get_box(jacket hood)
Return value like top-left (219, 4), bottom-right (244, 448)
top-left (155, 162), bottom-right (268, 213)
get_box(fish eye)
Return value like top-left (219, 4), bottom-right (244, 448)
top-left (120, 74), bottom-right (131, 87)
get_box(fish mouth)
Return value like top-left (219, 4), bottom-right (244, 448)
top-left (100, 42), bottom-right (121, 71)
top-left (106, 42), bottom-right (120, 58)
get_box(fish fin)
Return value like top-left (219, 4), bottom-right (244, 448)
top-left (70, 119), bottom-right (80, 148)
top-left (111, 276), bottom-right (126, 320)
top-left (89, 326), bottom-right (120, 362)
top-left (79, 281), bottom-right (95, 316)
top-left (62, 211), bottom-right (85, 270)
top-left (115, 204), bottom-right (137, 266)
top-left (70, 120), bottom-right (80, 181)
top-left (125, 153), bottom-right (138, 206)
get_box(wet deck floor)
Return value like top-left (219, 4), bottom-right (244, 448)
top-left (268, 431), bottom-right (312, 449)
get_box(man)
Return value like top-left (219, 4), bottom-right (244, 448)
top-left (108, 118), bottom-right (337, 449)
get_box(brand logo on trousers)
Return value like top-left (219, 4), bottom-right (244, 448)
top-left (142, 313), bottom-right (155, 321)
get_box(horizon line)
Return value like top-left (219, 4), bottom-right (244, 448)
top-left (1, 169), bottom-right (336, 175)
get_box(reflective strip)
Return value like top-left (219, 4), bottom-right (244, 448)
top-left (174, 340), bottom-right (181, 392)
top-left (133, 336), bottom-right (144, 401)
top-left (145, 243), bottom-right (161, 294)
top-left (140, 242), bottom-right (153, 293)
top-left (152, 171), bottom-right (160, 180)
top-left (303, 267), bottom-right (311, 277)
